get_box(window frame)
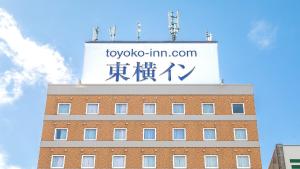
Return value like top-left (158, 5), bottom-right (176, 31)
top-left (201, 103), bottom-right (215, 115)
top-left (236, 155), bottom-right (251, 168)
top-left (172, 128), bottom-right (186, 141)
top-left (50, 155), bottom-right (65, 169)
top-left (142, 155), bottom-right (156, 169)
top-left (115, 103), bottom-right (128, 115)
top-left (81, 155), bottom-right (96, 169)
top-left (143, 128), bottom-right (157, 141)
top-left (234, 128), bottom-right (248, 141)
top-left (231, 103), bottom-right (245, 114)
top-left (85, 103), bottom-right (100, 114)
top-left (172, 103), bottom-right (185, 115)
top-left (54, 128), bottom-right (68, 141)
top-left (203, 128), bottom-right (217, 141)
top-left (57, 103), bottom-right (71, 115)
top-left (84, 128), bottom-right (98, 141)
top-left (113, 128), bottom-right (127, 141)
top-left (112, 155), bottom-right (126, 168)
top-left (173, 155), bottom-right (187, 169)
top-left (204, 155), bottom-right (219, 169)
top-left (143, 103), bottom-right (157, 115)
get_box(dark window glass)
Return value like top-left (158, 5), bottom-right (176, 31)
top-left (232, 104), bottom-right (244, 114)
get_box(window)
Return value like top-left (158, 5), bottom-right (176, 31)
top-left (173, 128), bottom-right (186, 140)
top-left (172, 103), bottom-right (185, 114)
top-left (144, 103), bottom-right (156, 114)
top-left (234, 128), bottom-right (248, 140)
top-left (173, 155), bottom-right (187, 168)
top-left (203, 128), bottom-right (216, 140)
top-left (143, 128), bottom-right (156, 140)
top-left (114, 128), bottom-right (127, 140)
top-left (84, 128), bottom-right (97, 140)
top-left (54, 128), bottom-right (68, 140)
top-left (204, 155), bottom-right (218, 168)
top-left (81, 155), bottom-right (95, 168)
top-left (57, 103), bottom-right (71, 114)
top-left (112, 155), bottom-right (126, 168)
top-left (232, 103), bottom-right (245, 114)
top-left (51, 155), bottom-right (65, 168)
top-left (86, 103), bottom-right (99, 114)
top-left (143, 155), bottom-right (156, 168)
top-left (115, 103), bottom-right (128, 114)
top-left (202, 103), bottom-right (215, 114)
top-left (236, 155), bottom-right (251, 168)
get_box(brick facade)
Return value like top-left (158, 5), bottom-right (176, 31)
top-left (37, 85), bottom-right (262, 169)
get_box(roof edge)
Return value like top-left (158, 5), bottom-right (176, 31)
top-left (47, 84), bottom-right (254, 95)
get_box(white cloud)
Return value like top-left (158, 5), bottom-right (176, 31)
top-left (0, 8), bottom-right (74, 104)
top-left (0, 150), bottom-right (21, 169)
top-left (248, 20), bottom-right (277, 48)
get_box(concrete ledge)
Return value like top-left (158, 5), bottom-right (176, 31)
top-left (44, 115), bottom-right (256, 121)
top-left (47, 84), bottom-right (253, 95)
top-left (40, 141), bottom-right (260, 148)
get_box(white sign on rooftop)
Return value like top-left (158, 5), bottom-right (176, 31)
top-left (81, 42), bottom-right (220, 84)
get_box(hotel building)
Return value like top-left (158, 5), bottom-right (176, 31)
top-left (37, 41), bottom-right (262, 168)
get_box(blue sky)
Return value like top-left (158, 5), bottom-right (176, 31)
top-left (0, 0), bottom-right (299, 168)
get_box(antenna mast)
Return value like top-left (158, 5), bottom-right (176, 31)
top-left (109, 25), bottom-right (117, 41)
top-left (206, 31), bottom-right (213, 41)
top-left (168, 10), bottom-right (180, 41)
top-left (92, 26), bottom-right (99, 41)
top-left (137, 22), bottom-right (142, 40)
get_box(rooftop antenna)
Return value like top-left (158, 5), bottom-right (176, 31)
top-left (206, 31), bottom-right (213, 41)
top-left (109, 25), bottom-right (117, 41)
top-left (137, 22), bottom-right (142, 40)
top-left (168, 10), bottom-right (180, 41)
top-left (221, 78), bottom-right (224, 85)
top-left (92, 26), bottom-right (99, 41)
